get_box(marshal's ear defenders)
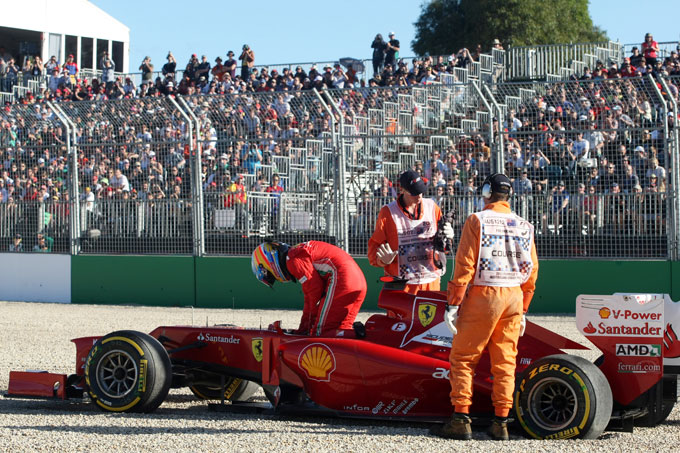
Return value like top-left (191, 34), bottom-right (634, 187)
top-left (481, 173), bottom-right (513, 199)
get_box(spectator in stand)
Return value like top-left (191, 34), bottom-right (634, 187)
top-left (123, 77), bottom-right (136, 96)
top-left (100, 52), bottom-right (115, 89)
top-left (645, 157), bottom-right (666, 185)
top-left (3, 57), bottom-right (19, 92)
top-left (572, 132), bottom-right (590, 160)
top-left (385, 32), bottom-right (400, 68)
top-left (162, 52), bottom-right (177, 79)
top-left (9, 233), bottom-right (22, 252)
top-left (27, 55), bottom-right (44, 80)
top-left (33, 232), bottom-right (53, 253)
top-left (629, 46), bottom-right (643, 68)
top-left (621, 164), bottom-right (640, 193)
top-left (196, 55), bottom-right (211, 81)
top-left (424, 150), bottom-right (448, 179)
top-left (224, 51), bottom-right (237, 79)
top-left (0, 46), bottom-right (11, 63)
top-left (600, 162), bottom-right (619, 191)
top-left (550, 181), bottom-right (569, 233)
top-left (139, 56), bottom-right (153, 86)
top-left (44, 55), bottom-right (59, 73)
top-left (491, 38), bottom-right (504, 51)
top-left (110, 168), bottom-right (130, 192)
top-left (371, 34), bottom-right (387, 75)
top-left (211, 57), bottom-right (226, 82)
top-left (620, 57), bottom-right (637, 77)
top-left (527, 156), bottom-right (548, 189)
top-left (641, 33), bottom-right (660, 67)
top-left (63, 54), bottom-right (78, 80)
top-left (332, 63), bottom-right (348, 89)
top-left (239, 44), bottom-right (255, 81)
top-left (514, 170), bottom-right (533, 194)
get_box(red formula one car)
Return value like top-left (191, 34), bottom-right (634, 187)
top-left (7, 287), bottom-right (680, 440)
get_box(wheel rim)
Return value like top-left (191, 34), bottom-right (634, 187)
top-left (96, 350), bottom-right (139, 400)
top-left (527, 376), bottom-right (578, 431)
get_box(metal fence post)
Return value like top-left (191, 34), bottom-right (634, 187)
top-left (482, 83), bottom-right (505, 173)
top-left (658, 76), bottom-right (679, 260)
top-left (48, 102), bottom-right (80, 255)
top-left (646, 74), bottom-right (672, 260)
top-left (174, 96), bottom-right (204, 257)
top-left (312, 88), bottom-right (343, 248)
top-left (314, 89), bottom-right (349, 251)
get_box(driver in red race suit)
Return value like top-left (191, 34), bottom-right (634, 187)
top-left (432, 173), bottom-right (539, 441)
top-left (252, 241), bottom-right (367, 336)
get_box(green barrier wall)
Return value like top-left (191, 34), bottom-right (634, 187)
top-left (672, 260), bottom-right (680, 301)
top-left (72, 256), bottom-right (677, 312)
top-left (71, 256), bottom-right (195, 306)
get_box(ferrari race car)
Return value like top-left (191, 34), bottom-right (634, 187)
top-left (7, 287), bottom-right (680, 440)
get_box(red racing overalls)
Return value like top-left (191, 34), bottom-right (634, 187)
top-left (286, 241), bottom-right (367, 336)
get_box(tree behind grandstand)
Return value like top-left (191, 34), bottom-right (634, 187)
top-left (412, 0), bottom-right (607, 55)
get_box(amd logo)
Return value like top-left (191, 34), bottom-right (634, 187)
top-left (615, 344), bottom-right (661, 357)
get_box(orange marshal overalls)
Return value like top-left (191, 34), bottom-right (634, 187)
top-left (446, 201), bottom-right (538, 417)
top-left (368, 196), bottom-right (444, 294)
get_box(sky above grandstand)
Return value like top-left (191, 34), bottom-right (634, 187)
top-left (91, 0), bottom-right (680, 74)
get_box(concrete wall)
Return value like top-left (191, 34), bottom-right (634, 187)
top-left (0, 253), bottom-right (70, 303)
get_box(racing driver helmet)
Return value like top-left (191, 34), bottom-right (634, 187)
top-left (251, 242), bottom-right (291, 287)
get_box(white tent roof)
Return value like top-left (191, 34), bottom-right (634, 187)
top-left (0, 0), bottom-right (128, 41)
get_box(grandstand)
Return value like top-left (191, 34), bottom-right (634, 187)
top-left (0, 35), bottom-right (678, 263)
top-left (0, 0), bottom-right (129, 102)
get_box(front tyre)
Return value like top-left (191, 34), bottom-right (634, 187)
top-left (515, 354), bottom-right (612, 439)
top-left (85, 330), bottom-right (171, 413)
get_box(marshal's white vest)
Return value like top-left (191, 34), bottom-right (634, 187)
top-left (472, 210), bottom-right (534, 287)
top-left (387, 198), bottom-right (441, 285)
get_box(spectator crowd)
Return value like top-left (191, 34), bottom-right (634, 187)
top-left (0, 32), bottom-right (678, 254)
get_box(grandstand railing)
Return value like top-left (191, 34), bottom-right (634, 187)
top-left (623, 41), bottom-right (680, 61)
top-left (506, 41), bottom-right (624, 80)
top-left (1, 76), bottom-right (678, 260)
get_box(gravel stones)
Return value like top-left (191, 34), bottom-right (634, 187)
top-left (0, 302), bottom-right (677, 452)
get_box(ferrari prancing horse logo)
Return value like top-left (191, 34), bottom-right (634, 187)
top-left (252, 338), bottom-right (263, 362)
top-left (418, 302), bottom-right (437, 327)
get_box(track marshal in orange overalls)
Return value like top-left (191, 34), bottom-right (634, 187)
top-left (432, 173), bottom-right (539, 441)
top-left (368, 169), bottom-right (453, 294)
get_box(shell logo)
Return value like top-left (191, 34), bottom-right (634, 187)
top-left (298, 343), bottom-right (336, 382)
top-left (599, 307), bottom-right (611, 319)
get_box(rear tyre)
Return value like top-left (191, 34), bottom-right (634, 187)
top-left (85, 330), bottom-right (171, 413)
top-left (189, 378), bottom-right (258, 402)
top-left (515, 354), bottom-right (612, 439)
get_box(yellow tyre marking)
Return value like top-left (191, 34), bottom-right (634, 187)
top-left (95, 396), bottom-right (141, 412)
top-left (516, 362), bottom-right (590, 440)
top-left (572, 372), bottom-right (590, 429)
top-left (224, 379), bottom-right (242, 399)
top-left (102, 336), bottom-right (144, 356)
top-left (190, 386), bottom-right (210, 400)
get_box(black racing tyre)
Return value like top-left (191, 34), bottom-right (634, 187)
top-left (85, 330), bottom-right (172, 413)
top-left (515, 354), bottom-right (613, 440)
top-left (189, 378), bottom-right (258, 402)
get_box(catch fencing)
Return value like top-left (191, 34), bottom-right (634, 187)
top-left (0, 75), bottom-right (678, 260)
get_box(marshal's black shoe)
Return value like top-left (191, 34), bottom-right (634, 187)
top-left (430, 413), bottom-right (472, 440)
